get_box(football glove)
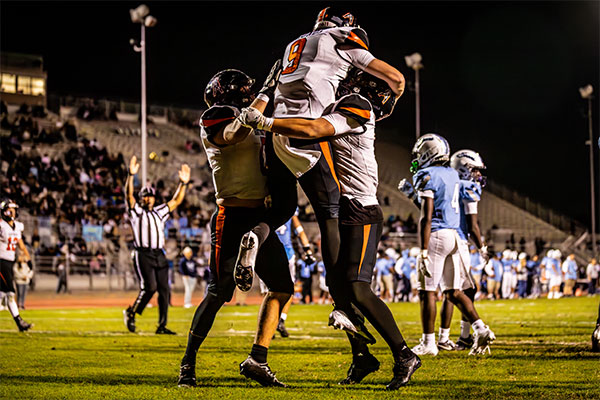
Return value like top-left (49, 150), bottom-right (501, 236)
top-left (479, 245), bottom-right (490, 264)
top-left (417, 250), bottom-right (432, 278)
top-left (398, 179), bottom-right (417, 201)
top-left (238, 107), bottom-right (273, 131)
top-left (258, 59), bottom-right (282, 100)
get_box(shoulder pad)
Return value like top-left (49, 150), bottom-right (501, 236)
top-left (334, 94), bottom-right (373, 126)
top-left (16, 221), bottom-right (24, 232)
top-left (200, 105), bottom-right (238, 143)
top-left (332, 27), bottom-right (369, 50)
top-left (461, 180), bottom-right (481, 202)
top-left (413, 169), bottom-right (432, 192)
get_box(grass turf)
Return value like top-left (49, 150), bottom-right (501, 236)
top-left (0, 296), bottom-right (599, 399)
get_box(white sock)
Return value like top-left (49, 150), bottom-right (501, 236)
top-left (439, 328), bottom-right (450, 343)
top-left (423, 333), bottom-right (436, 346)
top-left (548, 291), bottom-right (554, 299)
top-left (460, 320), bottom-right (471, 338)
top-left (7, 297), bottom-right (19, 318)
top-left (472, 319), bottom-right (486, 333)
top-left (280, 313), bottom-right (287, 321)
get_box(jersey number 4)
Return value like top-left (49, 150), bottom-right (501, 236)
top-left (282, 38), bottom-right (307, 75)
top-left (6, 237), bottom-right (17, 252)
top-left (451, 183), bottom-right (460, 214)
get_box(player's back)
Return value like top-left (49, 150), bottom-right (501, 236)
top-left (413, 165), bottom-right (461, 232)
top-left (274, 26), bottom-right (371, 119)
top-left (457, 180), bottom-right (482, 241)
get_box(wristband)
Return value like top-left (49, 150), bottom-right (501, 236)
top-left (262, 117), bottom-right (274, 131)
top-left (420, 249), bottom-right (428, 258)
top-left (256, 93), bottom-right (270, 104)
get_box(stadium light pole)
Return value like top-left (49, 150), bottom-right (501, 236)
top-left (129, 4), bottom-right (157, 187)
top-left (405, 52), bottom-right (423, 140)
top-left (580, 84), bottom-right (597, 256)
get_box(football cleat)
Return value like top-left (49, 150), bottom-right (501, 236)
top-left (17, 318), bottom-right (32, 332)
top-left (276, 319), bottom-right (289, 338)
top-left (469, 326), bottom-right (496, 355)
top-left (239, 356), bottom-right (287, 387)
top-left (455, 335), bottom-right (474, 351)
top-left (123, 307), bottom-right (136, 333)
top-left (328, 310), bottom-right (376, 344)
top-left (412, 339), bottom-right (439, 356)
top-left (338, 353), bottom-right (380, 385)
top-left (437, 339), bottom-right (457, 351)
top-left (386, 354), bottom-right (422, 390)
top-left (234, 231), bottom-right (259, 292)
top-left (592, 324), bottom-right (600, 352)
top-left (178, 360), bottom-right (197, 388)
top-left (156, 326), bottom-right (176, 335)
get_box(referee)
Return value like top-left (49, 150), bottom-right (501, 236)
top-left (123, 155), bottom-right (190, 334)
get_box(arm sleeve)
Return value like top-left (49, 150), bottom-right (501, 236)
top-left (340, 48), bottom-right (375, 69)
top-left (155, 204), bottom-right (170, 221)
top-left (129, 203), bottom-right (143, 217)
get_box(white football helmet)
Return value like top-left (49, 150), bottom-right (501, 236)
top-left (518, 252), bottom-right (527, 260)
top-left (410, 133), bottom-right (450, 173)
top-left (409, 247), bottom-right (420, 258)
top-left (511, 251), bottom-right (519, 260)
top-left (546, 249), bottom-right (553, 258)
top-left (502, 249), bottom-right (512, 259)
top-left (552, 249), bottom-right (562, 259)
top-left (450, 149), bottom-right (487, 186)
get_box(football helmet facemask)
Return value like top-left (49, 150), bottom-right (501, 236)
top-left (410, 133), bottom-right (450, 173)
top-left (337, 68), bottom-right (396, 121)
top-left (0, 199), bottom-right (18, 222)
top-left (451, 149), bottom-right (487, 187)
top-left (313, 7), bottom-right (358, 31)
top-left (204, 69), bottom-right (255, 108)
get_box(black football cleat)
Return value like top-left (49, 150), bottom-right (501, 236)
top-left (592, 324), bottom-right (600, 353)
top-left (386, 354), bottom-right (421, 390)
top-left (123, 306), bottom-right (136, 333)
top-left (239, 356), bottom-right (287, 387)
top-left (338, 353), bottom-right (380, 385)
top-left (156, 326), bottom-right (176, 335)
top-left (178, 360), bottom-right (197, 387)
top-left (276, 319), bottom-right (289, 338)
top-left (455, 334), bottom-right (474, 351)
top-left (16, 317), bottom-right (32, 332)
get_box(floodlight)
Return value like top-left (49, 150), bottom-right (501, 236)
top-left (405, 52), bottom-right (423, 69)
top-left (580, 84), bottom-right (594, 99)
top-left (130, 4), bottom-right (150, 23)
top-left (144, 16), bottom-right (158, 27)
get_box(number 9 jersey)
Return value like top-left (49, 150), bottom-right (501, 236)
top-left (413, 166), bottom-right (461, 232)
top-left (0, 219), bottom-right (24, 262)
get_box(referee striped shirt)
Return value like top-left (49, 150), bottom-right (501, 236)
top-left (128, 203), bottom-right (170, 249)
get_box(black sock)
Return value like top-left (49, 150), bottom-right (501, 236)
top-left (346, 332), bottom-right (370, 359)
top-left (393, 344), bottom-right (415, 363)
top-left (252, 223), bottom-right (270, 248)
top-left (250, 344), bottom-right (268, 364)
top-left (183, 330), bottom-right (206, 365)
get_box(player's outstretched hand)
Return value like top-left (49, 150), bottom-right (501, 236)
top-left (258, 59), bottom-right (282, 100)
top-left (398, 178), bottom-right (416, 200)
top-left (129, 155), bottom-right (140, 175)
top-left (179, 164), bottom-right (191, 184)
top-left (238, 107), bottom-right (273, 131)
top-left (417, 250), bottom-right (432, 278)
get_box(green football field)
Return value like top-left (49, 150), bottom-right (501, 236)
top-left (1, 296), bottom-right (599, 400)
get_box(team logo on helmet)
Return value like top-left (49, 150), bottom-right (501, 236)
top-left (314, 7), bottom-right (358, 31)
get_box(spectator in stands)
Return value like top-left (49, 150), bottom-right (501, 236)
top-left (55, 260), bottom-right (68, 294)
top-left (588, 258), bottom-right (599, 296)
top-left (13, 253), bottom-right (34, 309)
top-left (179, 247), bottom-right (198, 309)
top-left (562, 254), bottom-right (578, 297)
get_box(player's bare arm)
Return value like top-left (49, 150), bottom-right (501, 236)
top-left (17, 238), bottom-right (30, 262)
top-left (419, 197), bottom-right (434, 251)
top-left (364, 58), bottom-right (405, 97)
top-left (167, 164), bottom-right (191, 212)
top-left (125, 155), bottom-right (139, 208)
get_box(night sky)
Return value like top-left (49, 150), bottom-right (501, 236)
top-left (1, 1), bottom-right (599, 227)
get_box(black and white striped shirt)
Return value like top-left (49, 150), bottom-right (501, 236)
top-left (128, 203), bottom-right (170, 249)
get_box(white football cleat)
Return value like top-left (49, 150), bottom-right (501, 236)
top-left (234, 231), bottom-right (259, 292)
top-left (412, 339), bottom-right (439, 356)
top-left (328, 309), bottom-right (358, 334)
top-left (437, 339), bottom-right (457, 351)
top-left (469, 326), bottom-right (496, 355)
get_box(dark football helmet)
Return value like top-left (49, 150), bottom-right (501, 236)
top-left (204, 69), bottom-right (256, 108)
top-left (337, 68), bottom-right (397, 121)
top-left (0, 199), bottom-right (18, 222)
top-left (313, 7), bottom-right (358, 31)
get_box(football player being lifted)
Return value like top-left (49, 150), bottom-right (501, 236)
top-left (0, 199), bottom-right (33, 332)
top-left (178, 65), bottom-right (294, 388)
top-left (234, 5), bottom-right (404, 347)
top-left (405, 134), bottom-right (495, 356)
top-left (238, 69), bottom-right (421, 390)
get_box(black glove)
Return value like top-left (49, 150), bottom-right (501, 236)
top-left (258, 59), bottom-right (282, 100)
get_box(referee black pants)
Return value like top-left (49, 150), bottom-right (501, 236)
top-left (131, 248), bottom-right (170, 327)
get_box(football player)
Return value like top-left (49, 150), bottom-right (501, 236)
top-left (406, 134), bottom-right (495, 356)
top-left (0, 199), bottom-right (33, 332)
top-left (178, 65), bottom-right (294, 388)
top-left (238, 69), bottom-right (421, 390)
top-left (593, 302), bottom-right (600, 352)
top-left (234, 8), bottom-right (404, 338)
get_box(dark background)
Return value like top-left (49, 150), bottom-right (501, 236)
top-left (1, 1), bottom-right (598, 227)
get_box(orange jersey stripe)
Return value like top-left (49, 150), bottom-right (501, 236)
top-left (214, 205), bottom-right (226, 278)
top-left (358, 224), bottom-right (371, 275)
top-left (340, 106), bottom-right (370, 120)
top-left (347, 31), bottom-right (369, 50)
top-left (202, 116), bottom-right (234, 127)
top-left (318, 142), bottom-right (341, 191)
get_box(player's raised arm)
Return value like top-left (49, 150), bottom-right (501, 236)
top-left (125, 155), bottom-right (139, 209)
top-left (364, 59), bottom-right (405, 97)
top-left (167, 164), bottom-right (191, 212)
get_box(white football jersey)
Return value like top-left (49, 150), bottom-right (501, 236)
top-left (0, 219), bottom-right (24, 262)
top-left (273, 26), bottom-right (375, 177)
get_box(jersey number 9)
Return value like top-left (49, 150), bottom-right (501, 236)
top-left (282, 38), bottom-right (307, 75)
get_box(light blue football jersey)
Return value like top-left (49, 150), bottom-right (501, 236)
top-left (276, 219), bottom-right (295, 262)
top-left (457, 180), bottom-right (482, 241)
top-left (413, 166), bottom-right (461, 232)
